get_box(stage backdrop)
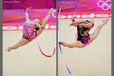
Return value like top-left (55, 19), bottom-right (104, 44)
top-left (3, 0), bottom-right (56, 9)
top-left (3, 0), bottom-right (56, 31)
top-left (58, 0), bottom-right (111, 19)
top-left (58, 0), bottom-right (111, 12)
top-left (3, 9), bottom-right (56, 31)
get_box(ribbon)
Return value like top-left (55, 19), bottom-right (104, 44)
top-left (37, 41), bottom-right (56, 57)
top-left (58, 0), bottom-right (74, 76)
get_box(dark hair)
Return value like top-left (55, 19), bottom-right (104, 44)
top-left (36, 23), bottom-right (42, 30)
top-left (36, 27), bottom-right (39, 30)
top-left (92, 24), bottom-right (94, 28)
top-left (86, 20), bottom-right (91, 23)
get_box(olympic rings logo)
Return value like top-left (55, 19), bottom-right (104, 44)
top-left (97, 0), bottom-right (111, 10)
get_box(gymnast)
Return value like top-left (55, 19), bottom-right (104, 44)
top-left (59, 18), bottom-right (109, 48)
top-left (7, 7), bottom-right (53, 52)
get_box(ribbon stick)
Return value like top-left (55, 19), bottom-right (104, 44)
top-left (73, 0), bottom-right (81, 16)
top-left (21, 0), bottom-right (27, 11)
top-left (58, 0), bottom-right (74, 76)
top-left (66, 65), bottom-right (73, 76)
top-left (72, 0), bottom-right (81, 22)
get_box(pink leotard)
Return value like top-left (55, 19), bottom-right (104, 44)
top-left (22, 22), bottom-right (37, 41)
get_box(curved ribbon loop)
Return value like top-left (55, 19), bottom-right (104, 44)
top-left (37, 41), bottom-right (56, 57)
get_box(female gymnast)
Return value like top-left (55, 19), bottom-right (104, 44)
top-left (7, 7), bottom-right (53, 52)
top-left (59, 18), bottom-right (109, 48)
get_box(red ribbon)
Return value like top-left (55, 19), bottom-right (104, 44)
top-left (38, 44), bottom-right (56, 57)
top-left (21, 0), bottom-right (27, 11)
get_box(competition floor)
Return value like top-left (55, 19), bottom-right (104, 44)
top-left (3, 30), bottom-right (56, 76)
top-left (58, 18), bottom-right (111, 76)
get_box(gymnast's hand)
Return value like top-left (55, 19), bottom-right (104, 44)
top-left (59, 42), bottom-right (67, 47)
top-left (26, 7), bottom-right (32, 10)
top-left (69, 23), bottom-right (75, 27)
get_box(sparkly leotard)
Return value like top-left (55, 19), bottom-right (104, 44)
top-left (22, 22), bottom-right (37, 41)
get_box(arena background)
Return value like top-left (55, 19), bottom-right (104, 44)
top-left (3, 0), bottom-right (56, 76)
top-left (58, 0), bottom-right (111, 76)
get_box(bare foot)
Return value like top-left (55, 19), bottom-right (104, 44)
top-left (7, 47), bottom-right (14, 52)
top-left (102, 18), bottom-right (109, 25)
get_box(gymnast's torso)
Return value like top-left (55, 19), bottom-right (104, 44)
top-left (22, 22), bottom-right (37, 41)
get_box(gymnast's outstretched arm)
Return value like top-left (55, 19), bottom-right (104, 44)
top-left (25, 7), bottom-right (31, 22)
top-left (35, 8), bottom-right (53, 36)
top-left (69, 21), bottom-right (81, 27)
top-left (70, 18), bottom-right (83, 27)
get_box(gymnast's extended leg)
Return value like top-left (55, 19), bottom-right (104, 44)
top-left (90, 18), bottom-right (109, 42)
top-left (7, 38), bottom-right (30, 52)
